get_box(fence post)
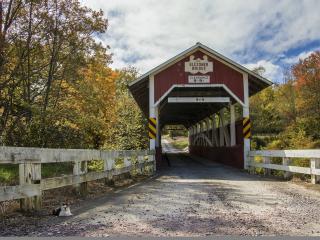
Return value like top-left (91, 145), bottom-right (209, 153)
top-left (124, 153), bottom-right (132, 169)
top-left (137, 154), bottom-right (144, 175)
top-left (81, 161), bottom-right (88, 195)
top-left (73, 161), bottom-right (88, 196)
top-left (123, 152), bottom-right (132, 179)
top-left (73, 161), bottom-right (80, 192)
top-left (148, 152), bottom-right (155, 175)
top-left (152, 151), bottom-right (156, 173)
top-left (311, 158), bottom-right (320, 184)
top-left (248, 155), bottom-right (255, 174)
top-left (130, 151), bottom-right (139, 177)
top-left (103, 151), bottom-right (115, 186)
top-left (282, 157), bottom-right (293, 180)
top-left (19, 163), bottom-right (42, 211)
top-left (263, 156), bottom-right (271, 176)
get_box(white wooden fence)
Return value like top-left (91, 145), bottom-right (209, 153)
top-left (249, 150), bottom-right (320, 184)
top-left (0, 147), bottom-right (155, 211)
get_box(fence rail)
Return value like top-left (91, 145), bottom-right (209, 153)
top-left (0, 147), bottom-right (155, 211)
top-left (249, 150), bottom-right (320, 184)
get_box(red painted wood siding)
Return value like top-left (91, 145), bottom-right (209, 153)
top-left (189, 145), bottom-right (244, 169)
top-left (154, 50), bottom-right (244, 103)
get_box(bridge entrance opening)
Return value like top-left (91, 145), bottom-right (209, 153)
top-left (129, 43), bottom-right (272, 170)
top-left (162, 125), bottom-right (189, 154)
top-left (159, 88), bottom-right (245, 168)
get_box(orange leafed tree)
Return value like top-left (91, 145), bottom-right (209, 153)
top-left (292, 51), bottom-right (320, 139)
top-left (58, 62), bottom-right (117, 148)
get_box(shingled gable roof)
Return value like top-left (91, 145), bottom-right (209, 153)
top-left (129, 42), bottom-right (273, 88)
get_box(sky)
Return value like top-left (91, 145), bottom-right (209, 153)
top-left (83, 0), bottom-right (320, 83)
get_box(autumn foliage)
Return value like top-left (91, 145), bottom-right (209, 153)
top-left (251, 52), bottom-right (320, 150)
top-left (0, 0), bottom-right (148, 149)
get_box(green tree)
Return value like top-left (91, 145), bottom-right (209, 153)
top-left (0, 0), bottom-right (110, 147)
top-left (110, 67), bottom-right (148, 150)
top-left (250, 53), bottom-right (320, 150)
top-left (250, 66), bottom-right (284, 135)
top-left (250, 86), bottom-right (284, 135)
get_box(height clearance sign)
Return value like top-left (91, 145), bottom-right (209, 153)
top-left (185, 55), bottom-right (213, 83)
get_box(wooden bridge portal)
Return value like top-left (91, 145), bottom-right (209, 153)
top-left (129, 42), bottom-right (272, 169)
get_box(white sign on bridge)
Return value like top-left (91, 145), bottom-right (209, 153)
top-left (188, 75), bottom-right (210, 83)
top-left (185, 55), bottom-right (213, 74)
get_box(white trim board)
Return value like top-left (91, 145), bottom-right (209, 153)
top-left (154, 84), bottom-right (245, 107)
top-left (168, 97), bottom-right (230, 103)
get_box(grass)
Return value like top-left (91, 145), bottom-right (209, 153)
top-left (0, 163), bottom-right (75, 185)
top-left (171, 140), bottom-right (189, 150)
top-left (0, 160), bottom-right (107, 184)
top-left (0, 164), bottom-right (19, 185)
top-left (42, 162), bottom-right (74, 178)
top-left (168, 136), bottom-right (189, 150)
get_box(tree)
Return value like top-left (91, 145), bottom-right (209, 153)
top-left (250, 53), bottom-right (320, 150)
top-left (250, 66), bottom-right (284, 135)
top-left (52, 61), bottom-right (117, 149)
top-left (110, 67), bottom-right (148, 150)
top-left (0, 0), bottom-right (110, 147)
top-left (250, 86), bottom-right (284, 135)
top-left (293, 51), bottom-right (320, 139)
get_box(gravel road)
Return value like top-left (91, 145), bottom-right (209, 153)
top-left (2, 153), bottom-right (320, 236)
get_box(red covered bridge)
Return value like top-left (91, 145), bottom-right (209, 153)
top-left (129, 42), bottom-right (272, 169)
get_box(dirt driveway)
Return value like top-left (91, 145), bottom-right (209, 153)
top-left (2, 153), bottom-right (320, 236)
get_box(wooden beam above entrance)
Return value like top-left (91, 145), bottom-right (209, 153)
top-left (167, 97), bottom-right (230, 103)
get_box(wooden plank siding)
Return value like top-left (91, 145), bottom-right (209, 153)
top-left (154, 50), bottom-right (244, 103)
